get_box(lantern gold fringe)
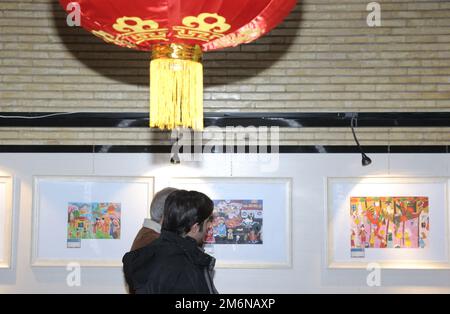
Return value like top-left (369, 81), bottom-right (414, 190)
top-left (149, 58), bottom-right (203, 130)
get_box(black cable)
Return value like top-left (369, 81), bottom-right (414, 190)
top-left (0, 112), bottom-right (82, 119)
top-left (351, 115), bottom-right (372, 167)
top-left (170, 128), bottom-right (181, 164)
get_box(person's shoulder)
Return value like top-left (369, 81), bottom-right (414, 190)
top-left (158, 242), bottom-right (189, 260)
top-left (154, 241), bottom-right (198, 266)
top-left (124, 236), bottom-right (165, 261)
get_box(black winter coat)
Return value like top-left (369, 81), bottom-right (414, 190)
top-left (123, 230), bottom-right (218, 294)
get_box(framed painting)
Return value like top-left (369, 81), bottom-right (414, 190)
top-left (169, 177), bottom-right (292, 269)
top-left (31, 176), bottom-right (154, 267)
top-left (0, 176), bottom-right (13, 269)
top-left (326, 177), bottom-right (450, 269)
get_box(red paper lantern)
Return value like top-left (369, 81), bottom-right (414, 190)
top-left (60, 0), bottom-right (297, 130)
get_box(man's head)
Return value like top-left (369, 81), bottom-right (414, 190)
top-left (162, 190), bottom-right (214, 245)
top-left (150, 187), bottom-right (178, 224)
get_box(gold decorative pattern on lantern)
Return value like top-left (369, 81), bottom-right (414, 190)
top-left (174, 13), bottom-right (231, 42)
top-left (92, 17), bottom-right (169, 47)
top-left (91, 30), bottom-right (138, 49)
top-left (206, 23), bottom-right (264, 50)
top-left (113, 17), bottom-right (169, 44)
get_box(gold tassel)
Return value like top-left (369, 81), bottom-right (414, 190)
top-left (150, 44), bottom-right (203, 130)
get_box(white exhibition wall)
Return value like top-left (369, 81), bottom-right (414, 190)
top-left (0, 152), bottom-right (449, 294)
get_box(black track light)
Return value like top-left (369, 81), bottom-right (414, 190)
top-left (351, 114), bottom-right (372, 167)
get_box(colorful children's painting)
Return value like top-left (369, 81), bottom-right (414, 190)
top-left (350, 197), bottom-right (429, 257)
top-left (205, 200), bottom-right (263, 245)
top-left (67, 202), bottom-right (121, 241)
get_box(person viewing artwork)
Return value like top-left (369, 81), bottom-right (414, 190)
top-left (123, 190), bottom-right (218, 294)
top-left (130, 187), bottom-right (178, 251)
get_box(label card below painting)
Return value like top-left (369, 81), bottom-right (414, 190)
top-left (67, 239), bottom-right (81, 249)
top-left (204, 244), bottom-right (215, 257)
top-left (351, 248), bottom-right (365, 258)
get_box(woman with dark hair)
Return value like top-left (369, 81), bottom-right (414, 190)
top-left (122, 190), bottom-right (218, 294)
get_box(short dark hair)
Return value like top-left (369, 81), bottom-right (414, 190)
top-left (162, 190), bottom-right (214, 236)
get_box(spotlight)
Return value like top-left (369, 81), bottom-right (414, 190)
top-left (361, 152), bottom-right (372, 167)
top-left (350, 114), bottom-right (372, 167)
top-left (170, 151), bottom-right (181, 165)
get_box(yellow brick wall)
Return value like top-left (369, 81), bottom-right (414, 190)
top-left (0, 127), bottom-right (448, 146)
top-left (0, 0), bottom-right (449, 145)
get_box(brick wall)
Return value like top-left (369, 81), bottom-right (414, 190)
top-left (1, 0), bottom-right (449, 145)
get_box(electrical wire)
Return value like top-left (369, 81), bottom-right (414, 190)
top-left (351, 114), bottom-right (372, 166)
top-left (0, 112), bottom-right (83, 119)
